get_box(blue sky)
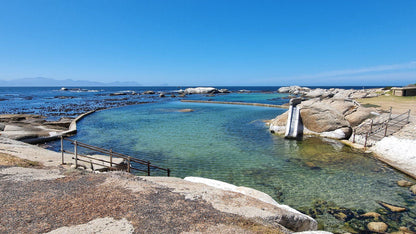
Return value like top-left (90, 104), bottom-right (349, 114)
top-left (0, 0), bottom-right (415, 86)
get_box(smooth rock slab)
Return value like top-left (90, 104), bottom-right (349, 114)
top-left (142, 176), bottom-right (318, 232)
top-left (47, 217), bottom-right (134, 234)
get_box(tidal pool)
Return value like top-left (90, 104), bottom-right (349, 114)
top-left (66, 101), bottom-right (416, 232)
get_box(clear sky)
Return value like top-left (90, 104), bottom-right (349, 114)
top-left (0, 0), bottom-right (415, 86)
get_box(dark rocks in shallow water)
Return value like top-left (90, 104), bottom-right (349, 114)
top-left (143, 90), bottom-right (155, 95)
top-left (305, 161), bottom-right (322, 170)
top-left (109, 92), bottom-right (128, 96)
top-left (328, 207), bottom-right (356, 222)
top-left (54, 96), bottom-right (75, 99)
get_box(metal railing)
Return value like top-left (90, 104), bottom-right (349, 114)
top-left (60, 137), bottom-right (170, 176)
top-left (353, 107), bottom-right (411, 148)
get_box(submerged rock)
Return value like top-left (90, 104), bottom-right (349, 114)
top-left (397, 180), bottom-right (414, 187)
top-left (378, 201), bottom-right (407, 212)
top-left (178, 109), bottom-right (194, 113)
top-left (367, 222), bottom-right (388, 233)
top-left (410, 185), bottom-right (416, 195)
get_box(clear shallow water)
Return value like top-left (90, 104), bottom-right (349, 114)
top-left (64, 101), bottom-right (416, 232)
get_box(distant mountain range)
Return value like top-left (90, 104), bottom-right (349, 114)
top-left (0, 77), bottom-right (141, 87)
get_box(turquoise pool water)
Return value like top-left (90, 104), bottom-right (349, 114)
top-left (69, 101), bottom-right (416, 232)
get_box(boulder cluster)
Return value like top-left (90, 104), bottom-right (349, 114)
top-left (277, 85), bottom-right (381, 99)
top-left (270, 86), bottom-right (386, 140)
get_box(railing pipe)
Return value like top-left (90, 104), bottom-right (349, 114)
top-left (352, 129), bottom-right (356, 143)
top-left (388, 107), bottom-right (392, 120)
top-left (364, 133), bottom-right (368, 148)
top-left (369, 119), bottom-right (373, 133)
top-left (127, 156), bottom-right (131, 172)
top-left (74, 140), bottom-right (78, 168)
top-left (110, 149), bottom-right (113, 168)
top-left (407, 109), bottom-right (411, 123)
top-left (60, 136), bottom-right (65, 165)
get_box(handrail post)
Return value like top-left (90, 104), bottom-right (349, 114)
top-left (407, 109), bottom-right (411, 123)
top-left (74, 140), bottom-right (78, 168)
top-left (167, 168), bottom-right (170, 177)
top-left (388, 107), bottom-right (392, 120)
top-left (364, 133), bottom-right (368, 148)
top-left (110, 149), bottom-right (113, 168)
top-left (60, 136), bottom-right (65, 165)
top-left (352, 129), bottom-right (356, 143)
top-left (384, 123), bottom-right (388, 137)
top-left (369, 119), bottom-right (373, 133)
top-left (147, 161), bottom-right (151, 176)
top-left (127, 157), bottom-right (131, 172)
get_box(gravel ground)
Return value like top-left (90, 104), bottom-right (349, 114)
top-left (0, 168), bottom-right (286, 234)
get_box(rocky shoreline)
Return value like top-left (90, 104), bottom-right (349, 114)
top-left (268, 86), bottom-right (416, 179)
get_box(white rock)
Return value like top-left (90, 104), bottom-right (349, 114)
top-left (184, 87), bottom-right (218, 94)
top-left (373, 136), bottom-right (416, 178)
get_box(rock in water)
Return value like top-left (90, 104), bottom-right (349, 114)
top-left (361, 212), bottom-right (381, 220)
top-left (367, 222), bottom-right (388, 233)
top-left (184, 87), bottom-right (218, 94)
top-left (397, 180), bottom-right (414, 187)
top-left (378, 201), bottom-right (407, 212)
top-left (410, 185), bottom-right (416, 195)
top-left (178, 109), bottom-right (194, 112)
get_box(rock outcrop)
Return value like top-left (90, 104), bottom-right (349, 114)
top-left (269, 87), bottom-right (386, 140)
top-left (269, 98), bottom-right (358, 139)
top-left (143, 176), bottom-right (318, 232)
top-left (277, 86), bottom-right (382, 100)
top-left (184, 87), bottom-right (219, 94)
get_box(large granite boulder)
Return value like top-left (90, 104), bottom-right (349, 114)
top-left (278, 86), bottom-right (311, 95)
top-left (268, 111), bottom-right (289, 134)
top-left (299, 102), bottom-right (351, 133)
top-left (305, 88), bottom-right (330, 98)
top-left (332, 89), bottom-right (354, 99)
top-left (185, 87), bottom-right (218, 94)
top-left (345, 107), bottom-right (376, 127)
